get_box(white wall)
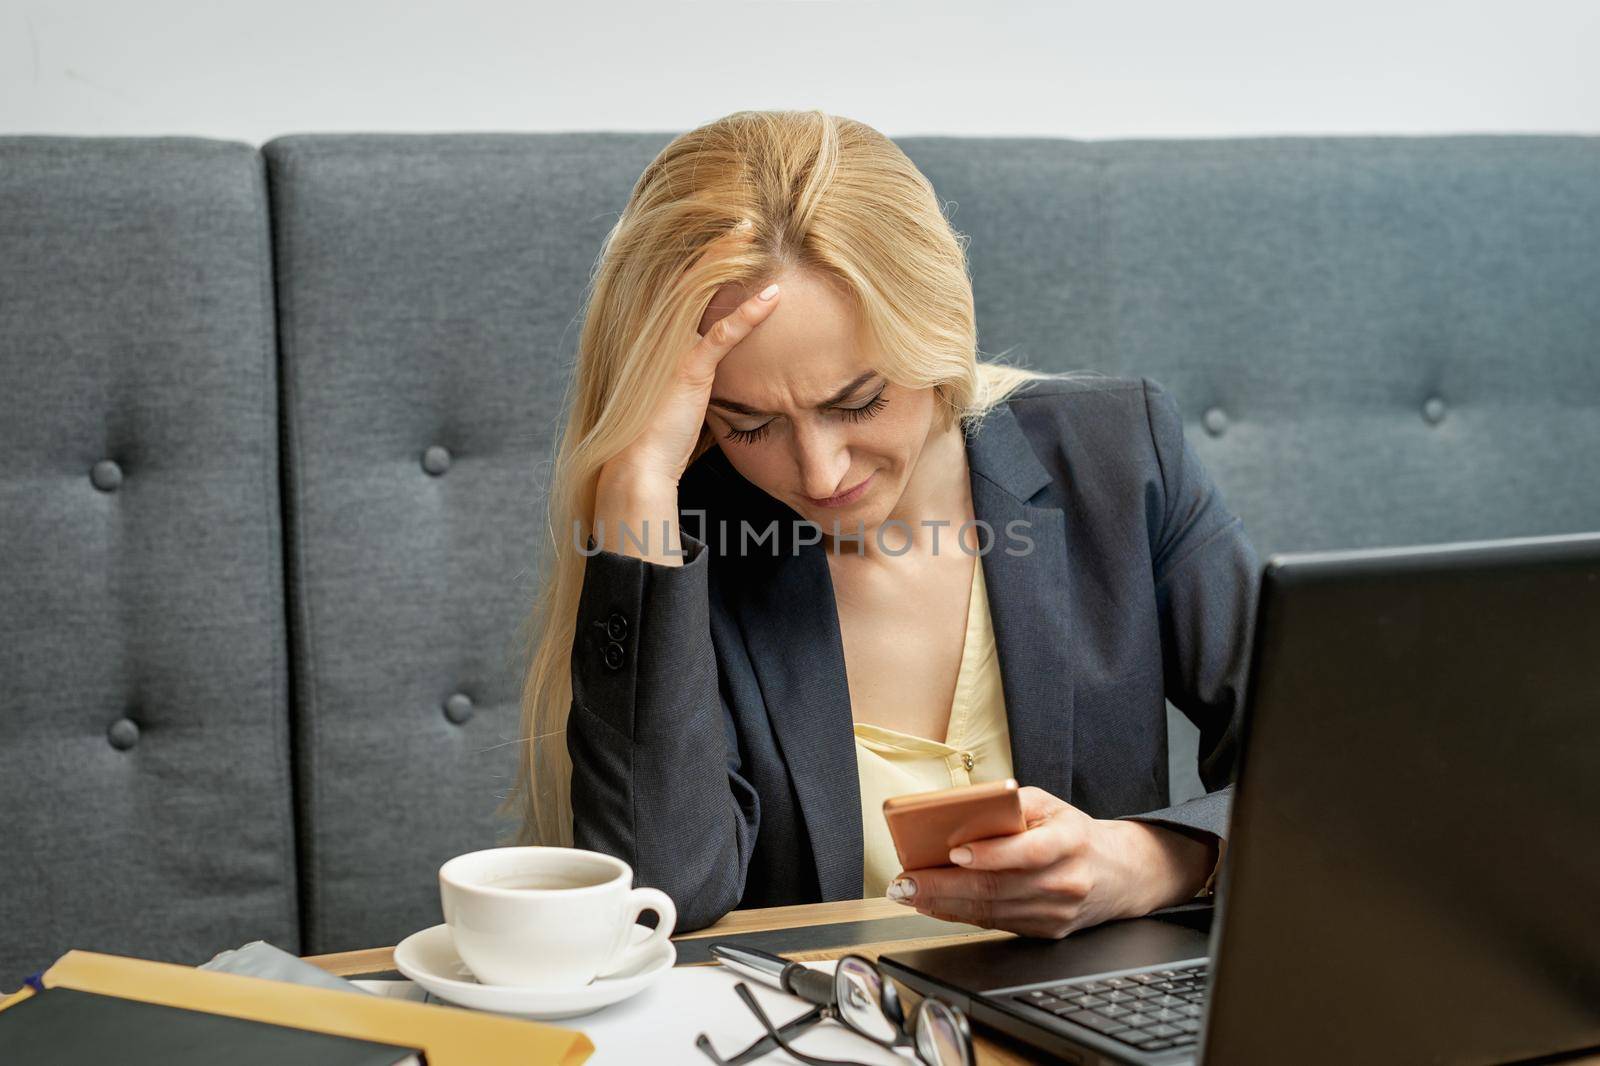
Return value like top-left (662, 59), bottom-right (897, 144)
top-left (3, 0), bottom-right (1596, 143)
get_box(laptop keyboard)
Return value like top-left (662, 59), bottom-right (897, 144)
top-left (1011, 962), bottom-right (1208, 1054)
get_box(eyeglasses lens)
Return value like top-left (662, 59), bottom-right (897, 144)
top-left (914, 998), bottom-right (973, 1066)
top-left (834, 957), bottom-right (899, 1045)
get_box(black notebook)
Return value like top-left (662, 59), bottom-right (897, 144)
top-left (0, 986), bottom-right (422, 1065)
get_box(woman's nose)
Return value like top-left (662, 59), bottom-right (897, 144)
top-left (791, 422), bottom-right (853, 501)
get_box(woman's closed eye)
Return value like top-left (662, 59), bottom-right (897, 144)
top-left (722, 389), bottom-right (889, 445)
top-left (837, 389), bottom-right (889, 423)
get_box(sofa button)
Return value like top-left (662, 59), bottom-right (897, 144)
top-left (91, 460), bottom-right (123, 492)
top-left (1423, 396), bottom-right (1447, 425)
top-left (1202, 407), bottom-right (1229, 437)
top-left (602, 640), bottom-right (626, 671)
top-left (422, 445), bottom-right (452, 475)
top-left (108, 717), bottom-right (140, 750)
top-left (605, 611), bottom-right (629, 641)
top-left (444, 693), bottom-right (474, 725)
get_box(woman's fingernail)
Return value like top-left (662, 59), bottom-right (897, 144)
top-left (758, 283), bottom-right (779, 300)
top-left (886, 877), bottom-right (917, 901)
top-left (949, 847), bottom-right (973, 865)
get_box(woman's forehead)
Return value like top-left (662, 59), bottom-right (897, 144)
top-left (713, 343), bottom-right (880, 415)
top-left (710, 270), bottom-right (870, 377)
top-left (708, 270), bottom-right (874, 400)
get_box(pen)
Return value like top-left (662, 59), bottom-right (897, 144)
top-left (708, 943), bottom-right (836, 1006)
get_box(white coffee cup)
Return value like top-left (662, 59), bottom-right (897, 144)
top-left (438, 846), bottom-right (676, 991)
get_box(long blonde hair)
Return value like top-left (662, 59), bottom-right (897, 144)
top-left (503, 109), bottom-right (1058, 846)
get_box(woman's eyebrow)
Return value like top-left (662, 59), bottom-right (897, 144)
top-left (708, 370), bottom-right (879, 417)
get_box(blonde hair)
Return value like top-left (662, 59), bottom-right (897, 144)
top-left (503, 109), bottom-right (1060, 846)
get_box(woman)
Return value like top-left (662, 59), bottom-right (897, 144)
top-left (506, 110), bottom-right (1260, 937)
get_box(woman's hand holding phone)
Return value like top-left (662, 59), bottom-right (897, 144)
top-left (885, 786), bottom-right (1220, 939)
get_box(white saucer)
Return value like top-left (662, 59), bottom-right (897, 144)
top-left (392, 923), bottom-right (675, 1020)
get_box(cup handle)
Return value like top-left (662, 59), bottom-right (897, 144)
top-left (599, 887), bottom-right (677, 977)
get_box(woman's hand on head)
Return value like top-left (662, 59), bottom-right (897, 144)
top-left (603, 222), bottom-right (781, 493)
top-left (885, 786), bottom-right (1219, 939)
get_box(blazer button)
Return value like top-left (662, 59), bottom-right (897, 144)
top-left (605, 611), bottom-right (629, 641)
top-left (602, 640), bottom-right (626, 671)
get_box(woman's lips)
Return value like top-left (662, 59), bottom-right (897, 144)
top-left (808, 472), bottom-right (874, 508)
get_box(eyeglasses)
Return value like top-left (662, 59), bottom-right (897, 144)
top-left (695, 951), bottom-right (975, 1066)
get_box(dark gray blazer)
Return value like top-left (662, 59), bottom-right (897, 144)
top-left (567, 374), bottom-right (1261, 932)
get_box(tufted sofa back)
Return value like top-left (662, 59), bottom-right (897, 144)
top-left (2, 132), bottom-right (1597, 988)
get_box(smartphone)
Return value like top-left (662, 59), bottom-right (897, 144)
top-left (882, 778), bottom-right (1026, 871)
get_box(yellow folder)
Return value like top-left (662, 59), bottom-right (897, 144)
top-left (0, 950), bottom-right (593, 1066)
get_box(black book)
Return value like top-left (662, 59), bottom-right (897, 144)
top-left (0, 986), bottom-right (422, 1065)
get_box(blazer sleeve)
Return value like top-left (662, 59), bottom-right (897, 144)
top-left (566, 528), bottom-right (762, 932)
top-left (1115, 376), bottom-right (1262, 848)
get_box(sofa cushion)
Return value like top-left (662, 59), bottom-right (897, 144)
top-left (0, 136), bottom-right (298, 987)
top-left (902, 135), bottom-right (1600, 557)
top-left (263, 133), bottom-right (677, 952)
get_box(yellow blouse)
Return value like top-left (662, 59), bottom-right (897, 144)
top-left (852, 555), bottom-right (1015, 898)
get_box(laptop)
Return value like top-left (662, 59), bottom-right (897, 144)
top-left (880, 531), bottom-right (1600, 1065)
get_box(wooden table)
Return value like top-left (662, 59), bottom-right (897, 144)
top-left (305, 897), bottom-right (1046, 1064)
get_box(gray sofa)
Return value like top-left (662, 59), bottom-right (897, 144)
top-left (2, 131), bottom-right (1596, 990)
